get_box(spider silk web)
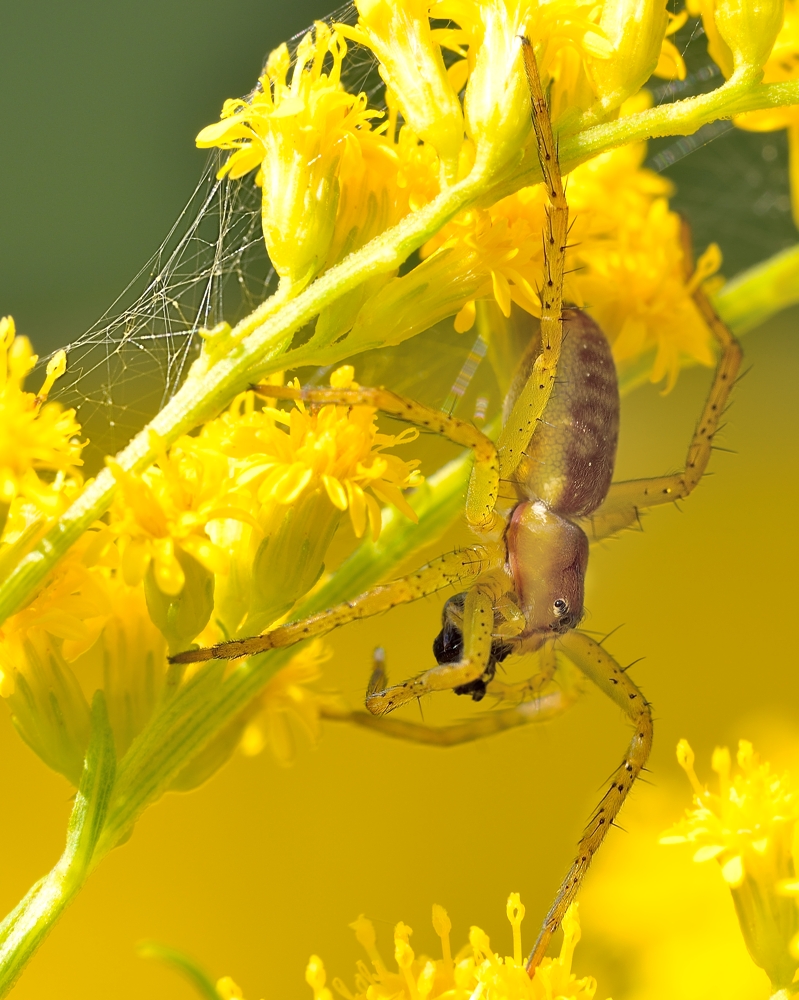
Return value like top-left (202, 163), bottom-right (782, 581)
top-left (43, 5), bottom-right (796, 474)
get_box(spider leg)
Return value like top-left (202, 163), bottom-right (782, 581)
top-left (495, 39), bottom-right (568, 483)
top-left (579, 283), bottom-right (743, 543)
top-left (525, 630), bottom-right (652, 973)
top-left (320, 658), bottom-right (580, 745)
top-left (487, 641), bottom-right (560, 703)
top-left (364, 583), bottom-right (499, 715)
top-left (254, 383), bottom-right (500, 531)
top-left (168, 543), bottom-right (504, 664)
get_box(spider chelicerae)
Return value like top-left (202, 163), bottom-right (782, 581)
top-left (171, 39), bottom-right (742, 973)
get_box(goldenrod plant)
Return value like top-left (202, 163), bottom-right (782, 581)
top-left (0, 0), bottom-right (798, 994)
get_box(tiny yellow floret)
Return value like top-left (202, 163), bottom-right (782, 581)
top-left (309, 896), bottom-right (607, 1000)
top-left (0, 317), bottom-right (84, 533)
top-left (661, 739), bottom-right (799, 989)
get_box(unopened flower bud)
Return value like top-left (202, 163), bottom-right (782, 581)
top-left (144, 547), bottom-right (215, 655)
top-left (339, 1), bottom-right (464, 181)
top-left (589, 0), bottom-right (670, 116)
top-left (244, 491), bottom-right (342, 636)
top-left (463, 3), bottom-right (531, 175)
top-left (2, 631), bottom-right (91, 786)
top-left (697, 0), bottom-right (784, 79)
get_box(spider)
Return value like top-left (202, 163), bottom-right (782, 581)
top-left (170, 41), bottom-right (742, 973)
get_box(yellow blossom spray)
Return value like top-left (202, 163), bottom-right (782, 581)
top-left (662, 739), bottom-right (799, 992)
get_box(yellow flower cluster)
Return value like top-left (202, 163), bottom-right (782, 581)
top-left (0, 365), bottom-right (421, 785)
top-left (305, 896), bottom-right (607, 1000)
top-left (0, 317), bottom-right (83, 541)
top-left (197, 6), bottom-right (726, 391)
top-left (661, 739), bottom-right (799, 990)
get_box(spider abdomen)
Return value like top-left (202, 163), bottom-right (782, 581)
top-left (513, 309), bottom-right (619, 517)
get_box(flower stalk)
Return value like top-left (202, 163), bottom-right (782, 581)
top-left (0, 693), bottom-right (115, 997)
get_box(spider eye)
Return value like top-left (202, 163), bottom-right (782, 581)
top-left (553, 599), bottom-right (569, 615)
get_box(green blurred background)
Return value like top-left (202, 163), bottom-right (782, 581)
top-left (1, 3), bottom-right (798, 999)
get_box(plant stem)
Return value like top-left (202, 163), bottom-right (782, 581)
top-left (715, 243), bottom-right (799, 333)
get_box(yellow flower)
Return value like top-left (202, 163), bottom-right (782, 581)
top-left (337, 1), bottom-right (464, 182)
top-left (585, 0), bottom-right (669, 118)
top-left (0, 317), bottom-right (83, 534)
top-left (435, 0), bottom-right (678, 132)
top-left (309, 896), bottom-right (607, 1000)
top-left (238, 640), bottom-right (339, 765)
top-left (572, 147), bottom-right (719, 391)
top-left (661, 739), bottom-right (799, 989)
top-left (108, 435), bottom-right (243, 597)
top-left (196, 22), bottom-right (381, 290)
top-left (0, 531), bottom-right (170, 783)
top-left (157, 365), bottom-right (423, 641)
top-left (211, 366), bottom-right (422, 542)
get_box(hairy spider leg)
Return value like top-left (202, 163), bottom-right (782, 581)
top-left (487, 641), bottom-right (560, 702)
top-left (168, 544), bottom-right (504, 664)
top-left (525, 630), bottom-right (653, 973)
top-left (364, 584), bottom-right (498, 714)
top-left (321, 664), bottom-right (581, 746)
top-left (495, 37), bottom-right (568, 483)
top-left (578, 275), bottom-right (743, 543)
top-left (253, 383), bottom-right (500, 530)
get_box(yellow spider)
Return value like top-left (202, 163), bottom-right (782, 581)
top-left (171, 41), bottom-right (742, 973)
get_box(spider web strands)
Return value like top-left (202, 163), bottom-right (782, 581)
top-left (441, 332), bottom-right (489, 417)
top-left (648, 118), bottom-right (735, 172)
top-left (46, 154), bottom-right (272, 469)
top-left (40, 2), bottom-right (373, 473)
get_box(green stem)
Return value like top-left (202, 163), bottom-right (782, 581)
top-left (0, 694), bottom-right (115, 997)
top-left (715, 243), bottom-right (799, 333)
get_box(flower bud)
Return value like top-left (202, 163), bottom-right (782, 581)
top-left (143, 546), bottom-right (215, 655)
top-left (2, 630), bottom-right (91, 786)
top-left (588, 0), bottom-right (670, 116)
top-left (243, 490), bottom-right (342, 636)
top-left (339, 1), bottom-right (464, 181)
top-left (718, 0), bottom-right (784, 77)
top-left (462, 3), bottom-right (531, 175)
top-left (197, 23), bottom-right (379, 290)
top-left (693, 0), bottom-right (785, 78)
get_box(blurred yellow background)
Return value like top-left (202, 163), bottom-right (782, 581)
top-left (1, 4), bottom-right (799, 1000)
